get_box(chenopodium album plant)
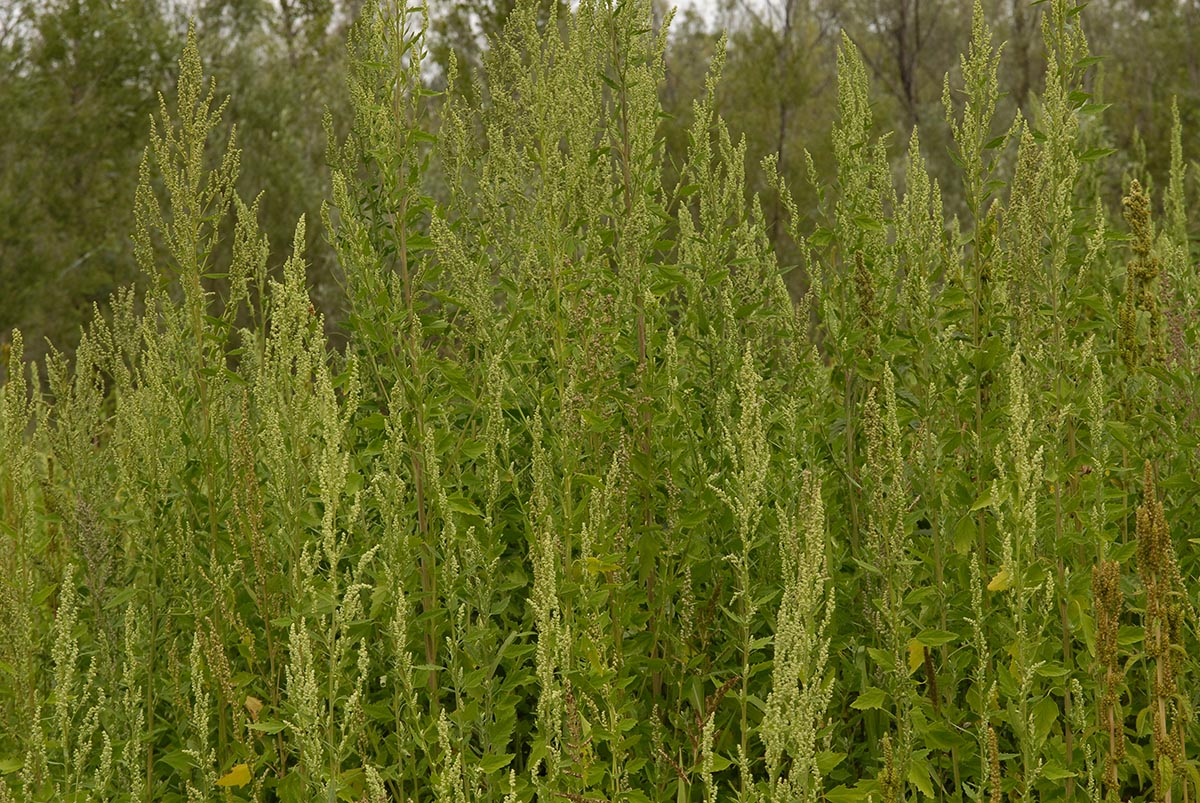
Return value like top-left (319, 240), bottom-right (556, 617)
top-left (2, 0), bottom-right (1200, 801)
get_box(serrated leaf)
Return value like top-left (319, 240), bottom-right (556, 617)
top-left (988, 567), bottom-right (1012, 592)
top-left (581, 409), bottom-right (614, 433)
top-left (817, 751), bottom-right (846, 774)
top-left (909, 757), bottom-right (935, 797)
top-left (867, 646), bottom-right (895, 671)
top-left (825, 784), bottom-right (871, 803)
top-left (920, 722), bottom-right (962, 751)
top-left (216, 763), bottom-right (252, 788)
top-left (1110, 541), bottom-right (1137, 563)
top-left (810, 227), bottom-right (835, 247)
top-left (585, 556), bottom-right (620, 574)
top-left (851, 687), bottom-right (888, 710)
top-left (444, 495), bottom-right (482, 517)
top-left (908, 640), bottom-right (924, 674)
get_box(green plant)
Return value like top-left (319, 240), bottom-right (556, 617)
top-left (3, 1), bottom-right (1200, 802)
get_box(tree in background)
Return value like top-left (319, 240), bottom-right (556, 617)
top-left (722, 0), bottom-right (837, 241)
top-left (830, 0), bottom-right (966, 132)
top-left (1087, 0), bottom-right (1200, 184)
top-left (0, 0), bottom-right (357, 362)
top-left (197, 0), bottom-right (356, 326)
top-left (428, 0), bottom-right (568, 102)
top-left (0, 0), bottom-right (176, 365)
top-left (3, 0), bottom-right (1198, 359)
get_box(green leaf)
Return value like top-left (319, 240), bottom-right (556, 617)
top-left (817, 750), bottom-right (847, 774)
top-left (810, 227), bottom-right (835, 247)
top-left (954, 515), bottom-right (977, 555)
top-left (825, 784), bottom-right (872, 803)
top-left (248, 720), bottom-right (288, 734)
top-left (851, 687), bottom-right (888, 711)
top-left (356, 413), bottom-right (387, 430)
top-left (1079, 147), bottom-right (1117, 163)
top-left (477, 753), bottom-right (514, 774)
top-left (444, 495), bottom-right (482, 517)
top-left (1033, 696), bottom-right (1059, 746)
top-left (407, 232), bottom-right (434, 252)
top-left (908, 756), bottom-right (935, 797)
top-left (1035, 662), bottom-right (1069, 678)
top-left (969, 487), bottom-right (994, 512)
top-left (585, 556), bottom-right (621, 574)
top-left (160, 750), bottom-right (196, 773)
top-left (460, 439), bottom-right (487, 459)
top-left (853, 214), bottom-right (885, 233)
top-left (867, 647), bottom-right (895, 671)
top-left (1117, 625), bottom-right (1143, 646)
top-left (1110, 541), bottom-right (1137, 563)
top-left (33, 584), bottom-right (56, 606)
top-left (914, 629), bottom-right (958, 647)
top-left (919, 722), bottom-right (962, 751)
top-left (581, 409), bottom-right (615, 433)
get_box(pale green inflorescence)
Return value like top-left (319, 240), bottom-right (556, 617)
top-left (5, 0), bottom-right (1200, 802)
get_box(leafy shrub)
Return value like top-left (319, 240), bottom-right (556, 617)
top-left (2, 0), bottom-right (1199, 801)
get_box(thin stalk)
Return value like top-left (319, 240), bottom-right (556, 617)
top-left (145, 553), bottom-right (158, 801)
top-left (739, 548), bottom-right (751, 799)
top-left (1155, 613), bottom-right (1171, 803)
top-left (844, 368), bottom-right (859, 553)
top-left (1057, 556), bottom-right (1074, 801)
top-left (972, 261), bottom-right (986, 568)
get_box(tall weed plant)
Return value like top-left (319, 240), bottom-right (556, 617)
top-left (2, 0), bottom-right (1199, 801)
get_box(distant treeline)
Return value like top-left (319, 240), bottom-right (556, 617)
top-left (2, 0), bottom-right (1197, 359)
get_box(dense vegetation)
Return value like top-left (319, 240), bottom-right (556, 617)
top-left (5, 0), bottom-right (1200, 360)
top-left (2, 0), bottom-right (1200, 802)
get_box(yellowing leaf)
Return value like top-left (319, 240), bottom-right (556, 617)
top-left (987, 567), bottom-right (1012, 592)
top-left (907, 640), bottom-right (924, 675)
top-left (244, 696), bottom-right (263, 722)
top-left (216, 763), bottom-right (252, 788)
